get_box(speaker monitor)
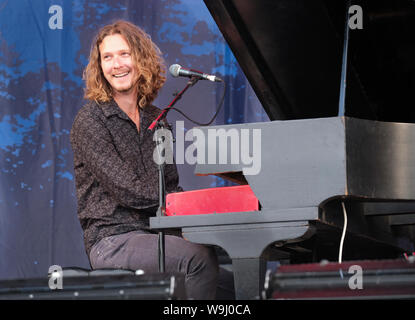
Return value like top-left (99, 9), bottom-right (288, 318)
top-left (0, 268), bottom-right (186, 300)
top-left (263, 258), bottom-right (415, 299)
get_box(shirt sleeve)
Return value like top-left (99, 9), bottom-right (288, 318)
top-left (70, 109), bottom-right (159, 209)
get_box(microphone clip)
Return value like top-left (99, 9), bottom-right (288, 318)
top-left (187, 75), bottom-right (201, 86)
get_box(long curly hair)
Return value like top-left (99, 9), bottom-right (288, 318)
top-left (83, 20), bottom-right (166, 108)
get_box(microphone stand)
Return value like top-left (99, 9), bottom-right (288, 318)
top-left (154, 121), bottom-right (167, 273)
top-left (148, 76), bottom-right (200, 131)
top-left (149, 76), bottom-right (200, 273)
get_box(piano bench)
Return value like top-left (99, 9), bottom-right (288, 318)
top-left (61, 267), bottom-right (140, 277)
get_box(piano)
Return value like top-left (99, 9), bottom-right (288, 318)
top-left (151, 0), bottom-right (415, 299)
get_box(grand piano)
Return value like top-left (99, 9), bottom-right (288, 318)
top-left (151, 0), bottom-right (415, 299)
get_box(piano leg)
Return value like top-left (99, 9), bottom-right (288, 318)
top-left (182, 221), bottom-right (313, 300)
top-left (232, 257), bottom-right (267, 300)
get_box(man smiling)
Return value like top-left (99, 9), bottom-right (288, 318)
top-left (100, 34), bottom-right (138, 94)
top-left (70, 20), bottom-right (219, 300)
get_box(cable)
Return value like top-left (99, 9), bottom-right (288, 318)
top-left (339, 201), bottom-right (348, 264)
top-left (167, 79), bottom-right (227, 127)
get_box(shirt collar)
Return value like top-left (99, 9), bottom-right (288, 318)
top-left (99, 100), bottom-right (129, 120)
top-left (99, 99), bottom-right (154, 131)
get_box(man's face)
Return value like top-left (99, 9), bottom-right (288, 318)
top-left (99, 34), bottom-right (138, 96)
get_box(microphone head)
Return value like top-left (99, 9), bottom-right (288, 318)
top-left (169, 64), bottom-right (181, 77)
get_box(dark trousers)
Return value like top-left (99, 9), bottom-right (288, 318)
top-left (89, 231), bottom-right (219, 300)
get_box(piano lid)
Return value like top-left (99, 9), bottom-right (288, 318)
top-left (203, 0), bottom-right (415, 122)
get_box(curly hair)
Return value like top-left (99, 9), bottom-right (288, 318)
top-left (83, 20), bottom-right (166, 108)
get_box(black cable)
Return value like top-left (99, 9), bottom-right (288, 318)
top-left (167, 80), bottom-right (227, 126)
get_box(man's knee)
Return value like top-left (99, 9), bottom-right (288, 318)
top-left (192, 245), bottom-right (219, 275)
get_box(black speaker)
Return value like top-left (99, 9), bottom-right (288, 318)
top-left (0, 268), bottom-right (186, 300)
top-left (262, 258), bottom-right (415, 299)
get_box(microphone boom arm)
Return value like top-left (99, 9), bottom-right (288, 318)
top-left (148, 76), bottom-right (200, 131)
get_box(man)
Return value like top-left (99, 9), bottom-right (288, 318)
top-left (70, 20), bottom-right (219, 299)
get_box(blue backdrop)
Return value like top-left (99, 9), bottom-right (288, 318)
top-left (0, 0), bottom-right (268, 280)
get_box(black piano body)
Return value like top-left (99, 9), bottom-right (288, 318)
top-left (151, 0), bottom-right (415, 299)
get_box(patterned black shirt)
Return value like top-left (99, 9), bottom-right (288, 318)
top-left (70, 100), bottom-right (181, 256)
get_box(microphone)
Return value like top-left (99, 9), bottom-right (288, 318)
top-left (169, 64), bottom-right (222, 82)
